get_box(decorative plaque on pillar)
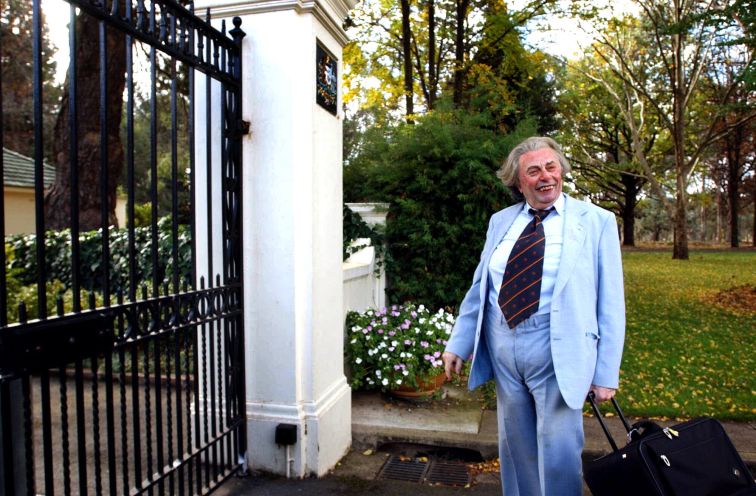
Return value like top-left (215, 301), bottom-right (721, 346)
top-left (316, 42), bottom-right (338, 115)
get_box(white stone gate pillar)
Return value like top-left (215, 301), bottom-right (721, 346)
top-left (196, 0), bottom-right (355, 477)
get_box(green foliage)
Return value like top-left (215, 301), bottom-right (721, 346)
top-left (3, 279), bottom-right (104, 324)
top-left (5, 216), bottom-right (191, 297)
top-left (122, 82), bottom-right (191, 221)
top-left (346, 110), bottom-right (536, 309)
top-left (1, 0), bottom-right (60, 162)
top-left (132, 202), bottom-right (153, 227)
top-left (345, 303), bottom-right (454, 391)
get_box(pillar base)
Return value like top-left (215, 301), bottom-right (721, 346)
top-left (246, 378), bottom-right (351, 477)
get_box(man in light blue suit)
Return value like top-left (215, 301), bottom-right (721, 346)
top-left (443, 137), bottom-right (625, 496)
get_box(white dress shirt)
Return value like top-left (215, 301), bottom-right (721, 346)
top-left (486, 194), bottom-right (565, 322)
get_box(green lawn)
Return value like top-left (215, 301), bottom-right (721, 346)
top-left (614, 250), bottom-right (755, 421)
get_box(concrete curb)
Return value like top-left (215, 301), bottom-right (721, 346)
top-left (351, 390), bottom-right (756, 473)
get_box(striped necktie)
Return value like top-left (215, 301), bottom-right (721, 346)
top-left (498, 208), bottom-right (554, 328)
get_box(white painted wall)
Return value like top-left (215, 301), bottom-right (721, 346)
top-left (3, 188), bottom-right (129, 235)
top-left (343, 241), bottom-right (386, 315)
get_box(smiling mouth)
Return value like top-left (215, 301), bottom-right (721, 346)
top-left (536, 184), bottom-right (555, 192)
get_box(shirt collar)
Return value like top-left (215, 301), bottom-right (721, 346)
top-left (523, 193), bottom-right (565, 216)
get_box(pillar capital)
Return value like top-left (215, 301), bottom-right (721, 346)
top-left (195, 0), bottom-right (356, 46)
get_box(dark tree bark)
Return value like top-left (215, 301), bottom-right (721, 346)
top-left (620, 171), bottom-right (641, 246)
top-left (453, 0), bottom-right (469, 107)
top-left (427, 0), bottom-right (437, 109)
top-left (44, 12), bottom-right (126, 230)
top-left (400, 0), bottom-right (414, 120)
top-left (724, 124), bottom-right (747, 247)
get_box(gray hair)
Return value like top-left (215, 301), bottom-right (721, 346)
top-left (497, 136), bottom-right (571, 189)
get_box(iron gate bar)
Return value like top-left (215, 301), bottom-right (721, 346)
top-left (40, 371), bottom-right (54, 494)
top-left (150, 6), bottom-right (160, 297)
top-left (203, 14), bottom-right (216, 486)
top-left (76, 360), bottom-right (89, 495)
top-left (22, 376), bottom-right (33, 496)
top-left (32, 0), bottom-right (47, 321)
top-left (122, 0), bottom-right (142, 482)
top-left (0, 381), bottom-right (14, 494)
top-left (60, 366), bottom-right (72, 495)
top-left (69, 2), bottom-right (82, 314)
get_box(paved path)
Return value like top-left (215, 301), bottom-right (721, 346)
top-left (216, 385), bottom-right (755, 495)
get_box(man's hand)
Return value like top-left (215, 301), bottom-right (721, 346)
top-left (589, 385), bottom-right (616, 404)
top-left (443, 351), bottom-right (464, 381)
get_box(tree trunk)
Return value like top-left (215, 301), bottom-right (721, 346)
top-left (400, 0), bottom-right (414, 121)
top-left (672, 172), bottom-right (689, 260)
top-left (726, 127), bottom-right (743, 248)
top-left (671, 14), bottom-right (689, 260)
top-left (45, 12), bottom-right (126, 230)
top-left (453, 0), bottom-right (468, 107)
top-left (620, 172), bottom-right (639, 246)
top-left (427, 0), bottom-right (436, 109)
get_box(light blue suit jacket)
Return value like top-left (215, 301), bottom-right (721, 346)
top-left (445, 194), bottom-right (625, 409)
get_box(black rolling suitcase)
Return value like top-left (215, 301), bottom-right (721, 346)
top-left (584, 393), bottom-right (756, 496)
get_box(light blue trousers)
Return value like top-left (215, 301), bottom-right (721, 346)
top-left (484, 308), bottom-right (583, 496)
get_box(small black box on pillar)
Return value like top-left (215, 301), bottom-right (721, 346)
top-left (275, 423), bottom-right (297, 446)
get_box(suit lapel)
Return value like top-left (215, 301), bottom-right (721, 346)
top-left (553, 195), bottom-right (587, 299)
top-left (478, 204), bottom-right (522, 303)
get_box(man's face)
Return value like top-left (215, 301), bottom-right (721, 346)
top-left (517, 148), bottom-right (563, 210)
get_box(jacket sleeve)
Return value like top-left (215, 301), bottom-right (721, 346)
top-left (592, 212), bottom-right (625, 389)
top-left (444, 216), bottom-right (495, 361)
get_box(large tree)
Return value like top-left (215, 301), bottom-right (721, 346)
top-left (700, 3), bottom-right (755, 247)
top-left (44, 10), bottom-right (126, 230)
top-left (1, 0), bottom-right (59, 160)
top-left (559, 56), bottom-right (658, 246)
top-left (344, 0), bottom-right (559, 119)
top-left (590, 2), bottom-right (754, 259)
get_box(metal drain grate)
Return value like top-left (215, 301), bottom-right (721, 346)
top-left (425, 460), bottom-right (472, 486)
top-left (377, 456), bottom-right (472, 486)
top-left (377, 456), bottom-right (429, 482)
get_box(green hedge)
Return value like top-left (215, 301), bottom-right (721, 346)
top-left (5, 216), bottom-right (191, 296)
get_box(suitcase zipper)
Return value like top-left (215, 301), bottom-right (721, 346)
top-left (661, 455), bottom-right (671, 466)
top-left (663, 427), bottom-right (679, 440)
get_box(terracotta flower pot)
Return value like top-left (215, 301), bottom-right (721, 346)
top-left (389, 372), bottom-right (446, 400)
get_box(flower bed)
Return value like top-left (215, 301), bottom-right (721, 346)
top-left (345, 303), bottom-right (455, 391)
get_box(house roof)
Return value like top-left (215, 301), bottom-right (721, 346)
top-left (3, 147), bottom-right (55, 188)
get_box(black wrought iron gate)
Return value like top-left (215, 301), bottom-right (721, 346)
top-left (0, 0), bottom-right (247, 494)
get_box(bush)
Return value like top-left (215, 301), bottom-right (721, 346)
top-left (5, 216), bottom-right (191, 295)
top-left (346, 110), bottom-right (537, 309)
top-left (345, 303), bottom-right (454, 391)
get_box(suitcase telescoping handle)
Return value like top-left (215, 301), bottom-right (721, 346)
top-left (586, 391), bottom-right (633, 452)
